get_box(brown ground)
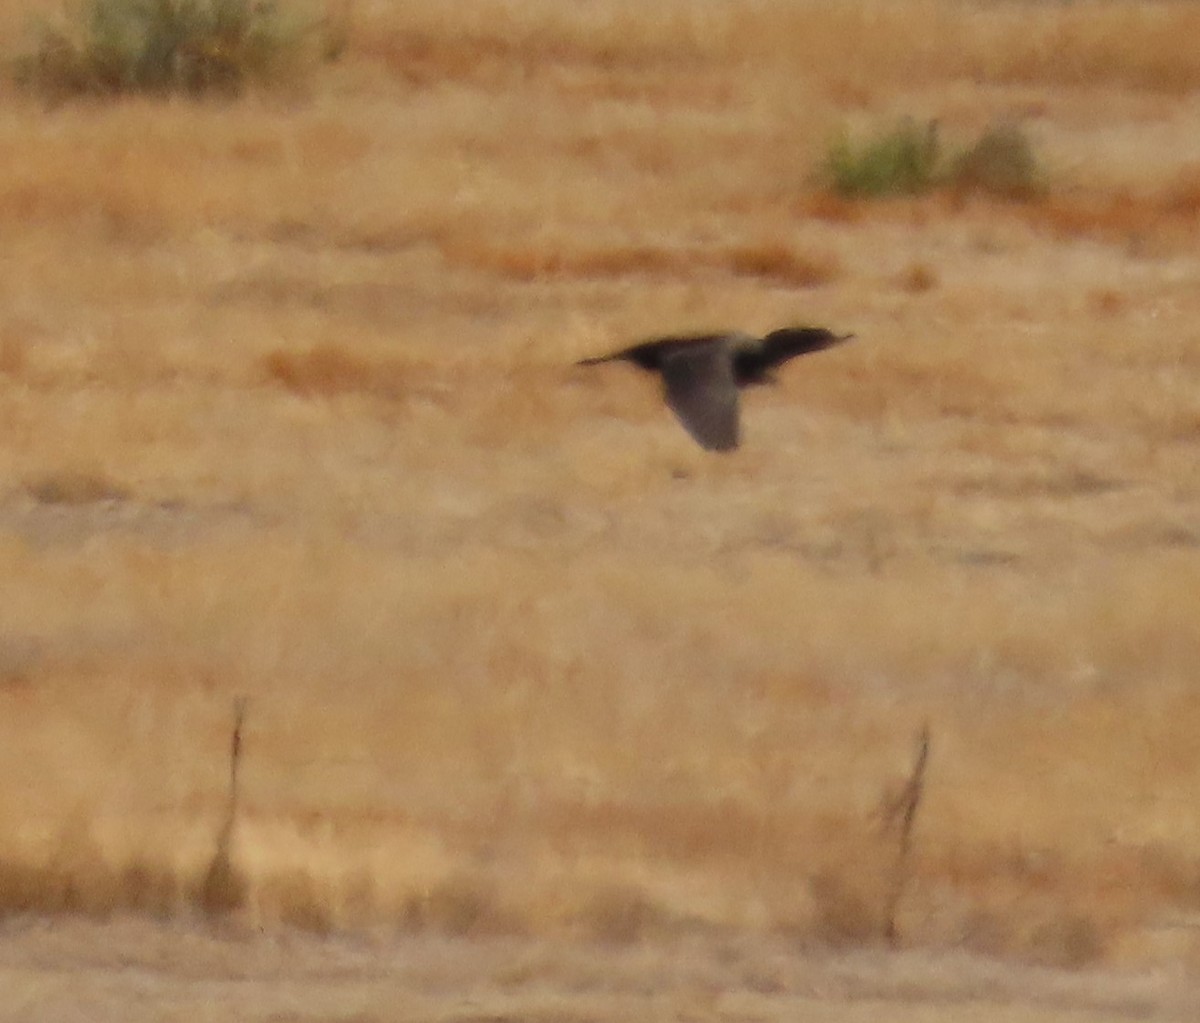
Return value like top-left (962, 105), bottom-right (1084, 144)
top-left (1, 0), bottom-right (1200, 1018)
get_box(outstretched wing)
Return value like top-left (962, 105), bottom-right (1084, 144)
top-left (757, 327), bottom-right (853, 372)
top-left (660, 343), bottom-right (740, 452)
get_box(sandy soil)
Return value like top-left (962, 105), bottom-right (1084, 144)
top-left (3, 916), bottom-right (1199, 1022)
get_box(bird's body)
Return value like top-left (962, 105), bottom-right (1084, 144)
top-left (578, 326), bottom-right (852, 451)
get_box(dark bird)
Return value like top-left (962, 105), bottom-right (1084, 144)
top-left (578, 326), bottom-right (853, 452)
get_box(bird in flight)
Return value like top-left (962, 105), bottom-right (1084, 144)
top-left (578, 326), bottom-right (853, 452)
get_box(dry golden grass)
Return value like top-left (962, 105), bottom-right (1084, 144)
top-left (2, 0), bottom-right (1200, 1016)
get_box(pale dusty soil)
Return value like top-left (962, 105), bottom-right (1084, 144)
top-left (2, 916), bottom-right (1199, 1023)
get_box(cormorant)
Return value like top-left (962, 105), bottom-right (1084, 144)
top-left (578, 326), bottom-right (853, 452)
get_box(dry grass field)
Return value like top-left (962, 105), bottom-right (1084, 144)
top-left (2, 0), bottom-right (1200, 1017)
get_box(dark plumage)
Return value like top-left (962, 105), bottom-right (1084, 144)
top-left (578, 326), bottom-right (853, 452)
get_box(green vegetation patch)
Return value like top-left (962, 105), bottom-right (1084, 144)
top-left (15, 0), bottom-right (328, 98)
top-left (822, 118), bottom-right (943, 199)
top-left (820, 118), bottom-right (1046, 201)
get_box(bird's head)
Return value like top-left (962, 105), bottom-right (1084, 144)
top-left (763, 326), bottom-right (854, 352)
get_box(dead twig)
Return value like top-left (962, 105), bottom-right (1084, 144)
top-left (880, 721), bottom-right (930, 946)
top-left (198, 696), bottom-right (249, 917)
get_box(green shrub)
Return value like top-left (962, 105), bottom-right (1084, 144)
top-left (821, 118), bottom-right (942, 198)
top-left (819, 119), bottom-right (1046, 201)
top-left (16, 0), bottom-right (325, 98)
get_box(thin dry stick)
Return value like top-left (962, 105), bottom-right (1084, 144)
top-left (880, 721), bottom-right (931, 946)
top-left (199, 696), bottom-right (249, 916)
top-left (227, 695), bottom-right (247, 820)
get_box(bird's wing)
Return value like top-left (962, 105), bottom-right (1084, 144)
top-left (660, 343), bottom-right (740, 452)
top-left (757, 328), bottom-right (853, 371)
